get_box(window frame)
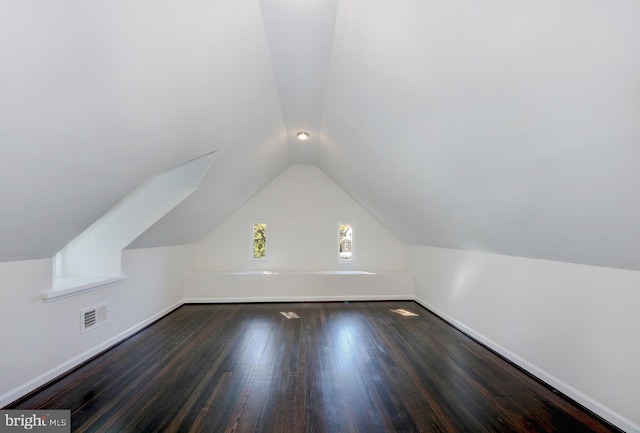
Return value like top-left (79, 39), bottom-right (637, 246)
top-left (337, 222), bottom-right (354, 263)
top-left (251, 221), bottom-right (268, 261)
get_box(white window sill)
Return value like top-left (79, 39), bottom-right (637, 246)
top-left (42, 275), bottom-right (128, 303)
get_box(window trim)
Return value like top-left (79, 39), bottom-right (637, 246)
top-left (337, 222), bottom-right (354, 263)
top-left (251, 221), bottom-right (268, 261)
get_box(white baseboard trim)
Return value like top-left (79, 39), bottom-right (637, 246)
top-left (184, 295), bottom-right (414, 304)
top-left (414, 297), bottom-right (639, 433)
top-left (4, 295), bottom-right (636, 433)
top-left (0, 300), bottom-right (184, 408)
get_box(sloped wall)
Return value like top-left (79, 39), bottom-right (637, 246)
top-left (195, 165), bottom-right (404, 272)
top-left (405, 245), bottom-right (640, 433)
top-left (0, 245), bottom-right (192, 407)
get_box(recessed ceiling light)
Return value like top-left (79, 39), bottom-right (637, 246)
top-left (296, 131), bottom-right (310, 141)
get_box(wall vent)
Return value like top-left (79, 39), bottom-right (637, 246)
top-left (81, 302), bottom-right (109, 334)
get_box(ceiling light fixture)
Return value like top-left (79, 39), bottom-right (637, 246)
top-left (296, 131), bottom-right (310, 141)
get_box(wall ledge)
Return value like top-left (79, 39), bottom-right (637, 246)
top-left (41, 275), bottom-right (128, 303)
top-left (187, 270), bottom-right (401, 275)
top-left (184, 271), bottom-right (415, 301)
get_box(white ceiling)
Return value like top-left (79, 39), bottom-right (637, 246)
top-left (1, 0), bottom-right (639, 270)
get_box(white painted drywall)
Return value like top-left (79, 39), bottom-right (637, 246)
top-left (196, 164), bottom-right (404, 272)
top-left (321, 0), bottom-right (640, 273)
top-left (405, 245), bottom-right (640, 433)
top-left (56, 153), bottom-right (216, 278)
top-left (184, 271), bottom-right (413, 303)
top-left (0, 245), bottom-right (192, 407)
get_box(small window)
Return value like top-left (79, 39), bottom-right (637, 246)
top-left (253, 223), bottom-right (267, 260)
top-left (338, 223), bottom-right (353, 262)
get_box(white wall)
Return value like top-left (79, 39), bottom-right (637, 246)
top-left (0, 245), bottom-right (193, 407)
top-left (196, 164), bottom-right (405, 272)
top-left (57, 152), bottom-right (215, 278)
top-left (189, 165), bottom-right (408, 301)
top-left (185, 271), bottom-right (413, 303)
top-left (6, 185), bottom-right (635, 433)
top-left (405, 245), bottom-right (640, 433)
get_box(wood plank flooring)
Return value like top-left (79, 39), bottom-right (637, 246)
top-left (9, 301), bottom-right (621, 432)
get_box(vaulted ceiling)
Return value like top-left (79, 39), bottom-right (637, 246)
top-left (2, 1), bottom-right (639, 270)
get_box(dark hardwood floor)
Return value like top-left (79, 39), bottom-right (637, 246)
top-left (9, 301), bottom-right (621, 432)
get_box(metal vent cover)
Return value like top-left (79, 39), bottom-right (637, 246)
top-left (81, 302), bottom-right (109, 334)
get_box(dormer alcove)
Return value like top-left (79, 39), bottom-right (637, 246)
top-left (42, 152), bottom-right (218, 302)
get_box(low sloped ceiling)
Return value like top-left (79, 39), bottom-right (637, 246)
top-left (0, 1), bottom-right (290, 261)
top-left (319, 0), bottom-right (640, 271)
top-left (2, 0), bottom-right (640, 272)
